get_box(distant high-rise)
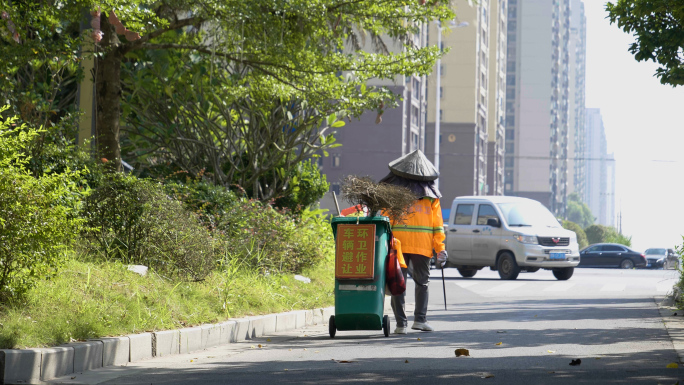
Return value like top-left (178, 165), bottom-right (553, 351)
top-left (567, 0), bottom-right (587, 199)
top-left (425, 0), bottom-right (507, 206)
top-left (585, 108), bottom-right (615, 227)
top-left (504, 0), bottom-right (586, 217)
top-left (487, 0), bottom-right (509, 196)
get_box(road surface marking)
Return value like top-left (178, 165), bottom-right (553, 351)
top-left (544, 282), bottom-right (576, 292)
top-left (600, 283), bottom-right (626, 292)
top-left (454, 281), bottom-right (479, 288)
top-left (488, 282), bottom-right (528, 292)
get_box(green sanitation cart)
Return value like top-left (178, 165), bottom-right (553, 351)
top-left (329, 216), bottom-right (391, 338)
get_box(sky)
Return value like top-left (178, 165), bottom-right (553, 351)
top-left (584, 2), bottom-right (684, 252)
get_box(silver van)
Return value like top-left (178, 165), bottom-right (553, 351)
top-left (444, 196), bottom-right (580, 280)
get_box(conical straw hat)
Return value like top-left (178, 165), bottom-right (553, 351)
top-left (388, 150), bottom-right (439, 181)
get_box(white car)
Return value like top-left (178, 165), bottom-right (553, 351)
top-left (444, 196), bottom-right (580, 280)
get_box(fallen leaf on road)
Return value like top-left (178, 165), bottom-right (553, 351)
top-left (417, 338), bottom-right (421, 341)
top-left (534, 315), bottom-right (538, 318)
top-left (595, 357), bottom-right (601, 360)
top-left (190, 360), bottom-right (194, 362)
top-left (569, 359), bottom-right (581, 366)
top-left (315, 351), bottom-right (320, 353)
top-left (250, 345), bottom-right (255, 349)
top-left (337, 360), bottom-right (355, 363)
top-left (497, 331), bottom-right (506, 334)
top-left (455, 348), bottom-right (470, 357)
top-left (267, 339), bottom-right (272, 342)
top-left (303, 348), bottom-right (307, 351)
top-left (481, 373), bottom-right (495, 378)
top-left (405, 360), bottom-right (409, 363)
top-left (547, 350), bottom-right (555, 353)
top-left (284, 369), bottom-right (288, 371)
top-left (667, 363), bottom-right (679, 369)
top-left (288, 349), bottom-right (292, 351)
top-left (548, 371), bottom-right (555, 374)
top-left (258, 344), bottom-right (263, 348)
top-left (496, 342), bottom-right (503, 346)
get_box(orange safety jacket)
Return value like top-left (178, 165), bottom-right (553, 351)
top-left (389, 198), bottom-right (445, 262)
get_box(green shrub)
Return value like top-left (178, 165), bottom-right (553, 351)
top-left (584, 224), bottom-right (607, 245)
top-left (0, 112), bottom-right (84, 301)
top-left (217, 201), bottom-right (333, 275)
top-left (80, 174), bottom-right (216, 281)
top-left (163, 176), bottom-right (239, 230)
top-left (274, 159), bottom-right (330, 215)
top-left (562, 220), bottom-right (588, 249)
top-left (584, 224), bottom-right (632, 247)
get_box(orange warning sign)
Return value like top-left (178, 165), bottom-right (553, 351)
top-left (335, 224), bottom-right (376, 280)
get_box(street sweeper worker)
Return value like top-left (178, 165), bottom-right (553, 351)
top-left (379, 149), bottom-right (446, 334)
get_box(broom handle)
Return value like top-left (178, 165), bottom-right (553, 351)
top-left (441, 263), bottom-right (447, 310)
top-left (332, 191), bottom-right (342, 216)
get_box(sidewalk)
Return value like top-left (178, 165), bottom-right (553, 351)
top-left (43, 300), bottom-right (407, 384)
top-left (657, 295), bottom-right (684, 364)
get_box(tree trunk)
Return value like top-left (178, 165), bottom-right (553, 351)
top-left (95, 15), bottom-right (123, 172)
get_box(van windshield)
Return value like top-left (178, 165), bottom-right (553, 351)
top-left (497, 202), bottom-right (561, 228)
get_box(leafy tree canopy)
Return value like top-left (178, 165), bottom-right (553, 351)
top-left (585, 224), bottom-right (632, 247)
top-left (566, 192), bottom-right (594, 229)
top-left (606, 0), bottom-right (684, 86)
top-left (1, 0), bottom-right (455, 170)
top-left (562, 220), bottom-right (588, 249)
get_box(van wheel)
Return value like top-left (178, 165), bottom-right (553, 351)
top-left (620, 259), bottom-right (634, 269)
top-left (457, 268), bottom-right (477, 278)
top-left (552, 267), bottom-right (574, 280)
top-left (497, 252), bottom-right (520, 280)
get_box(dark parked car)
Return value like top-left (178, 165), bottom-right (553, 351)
top-left (667, 249), bottom-right (680, 270)
top-left (641, 248), bottom-right (679, 269)
top-left (578, 243), bottom-right (647, 269)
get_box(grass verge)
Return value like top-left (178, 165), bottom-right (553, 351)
top-left (0, 258), bottom-right (333, 349)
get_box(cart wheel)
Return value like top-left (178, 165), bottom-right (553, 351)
top-left (382, 315), bottom-right (389, 337)
top-left (329, 315), bottom-right (336, 338)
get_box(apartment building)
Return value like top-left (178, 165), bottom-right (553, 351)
top-left (318, 26), bottom-right (429, 213)
top-left (504, 0), bottom-right (586, 217)
top-left (585, 108), bottom-right (616, 227)
top-left (487, 0), bottom-right (508, 196)
top-left (567, 0), bottom-right (587, 198)
top-left (424, 0), bottom-right (507, 206)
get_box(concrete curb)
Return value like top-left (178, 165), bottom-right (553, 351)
top-left (0, 306), bottom-right (333, 384)
top-left (656, 295), bottom-right (684, 364)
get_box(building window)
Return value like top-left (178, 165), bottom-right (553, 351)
top-left (505, 130), bottom-right (515, 140)
top-left (440, 64), bottom-right (445, 76)
top-left (332, 154), bottom-right (341, 168)
top-left (410, 132), bottom-right (419, 152)
top-left (331, 183), bottom-right (340, 195)
top-left (439, 109), bottom-right (443, 121)
top-left (440, 86), bottom-right (444, 99)
top-left (411, 105), bottom-right (419, 126)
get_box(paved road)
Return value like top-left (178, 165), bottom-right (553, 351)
top-left (52, 268), bottom-right (682, 384)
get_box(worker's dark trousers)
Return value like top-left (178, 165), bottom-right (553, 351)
top-left (391, 253), bottom-right (431, 327)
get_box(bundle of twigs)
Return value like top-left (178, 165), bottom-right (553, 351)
top-left (341, 175), bottom-right (417, 223)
